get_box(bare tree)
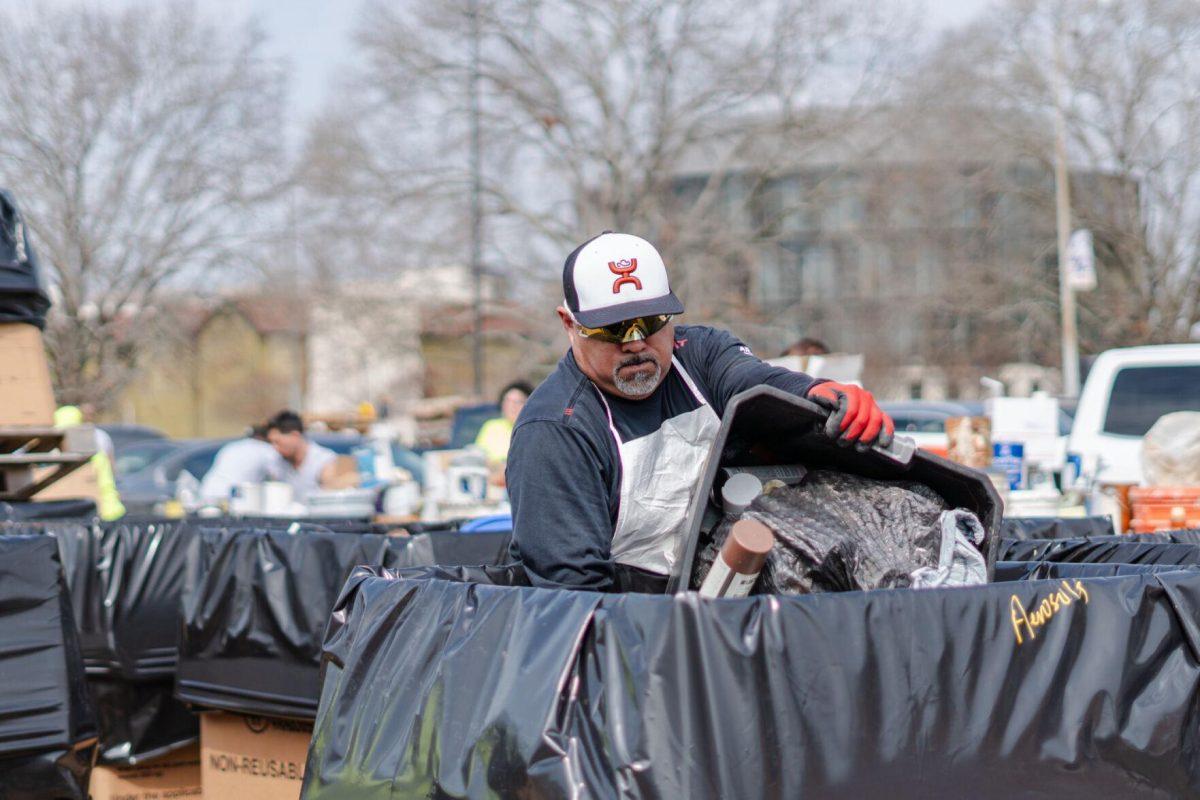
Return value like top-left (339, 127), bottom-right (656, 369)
top-left (0, 2), bottom-right (288, 409)
top-left (309, 0), bottom-right (913, 332)
top-left (915, 0), bottom-right (1200, 352)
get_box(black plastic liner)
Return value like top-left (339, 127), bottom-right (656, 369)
top-left (219, 516), bottom-right (397, 533)
top-left (0, 748), bottom-right (94, 800)
top-left (1000, 537), bottom-right (1200, 565)
top-left (0, 500), bottom-right (96, 521)
top-left (994, 560), bottom-right (1200, 581)
top-left (427, 529), bottom-right (513, 566)
top-left (176, 526), bottom-right (512, 720)
top-left (88, 678), bottom-right (198, 766)
top-left (2, 518), bottom-right (193, 678)
top-left (999, 515), bottom-right (1115, 540)
top-left (1125, 529), bottom-right (1200, 544)
top-left (0, 536), bottom-right (96, 798)
top-left (0, 189), bottom-right (51, 329)
top-left (304, 566), bottom-right (1200, 798)
top-left (1, 519), bottom-right (202, 766)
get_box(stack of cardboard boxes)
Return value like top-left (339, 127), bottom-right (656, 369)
top-left (89, 746), bottom-right (203, 800)
top-left (87, 713), bottom-right (314, 799)
top-left (0, 320), bottom-right (100, 503)
top-left (0, 322), bottom-right (55, 426)
top-left (200, 713), bottom-right (313, 798)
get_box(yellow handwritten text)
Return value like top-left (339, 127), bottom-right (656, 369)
top-left (1010, 580), bottom-right (1089, 645)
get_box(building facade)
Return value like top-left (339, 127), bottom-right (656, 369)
top-left (669, 109), bottom-right (1140, 399)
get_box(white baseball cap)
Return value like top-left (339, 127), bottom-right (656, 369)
top-left (562, 232), bottom-right (684, 327)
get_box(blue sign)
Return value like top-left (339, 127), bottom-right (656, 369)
top-left (993, 441), bottom-right (1026, 491)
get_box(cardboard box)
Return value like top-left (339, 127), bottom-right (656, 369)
top-left (946, 416), bottom-right (992, 469)
top-left (35, 458), bottom-right (100, 504)
top-left (200, 712), bottom-right (312, 800)
top-left (89, 744), bottom-right (202, 800)
top-left (322, 455), bottom-right (361, 489)
top-left (0, 322), bottom-right (55, 426)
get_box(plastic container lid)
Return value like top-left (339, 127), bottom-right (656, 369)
top-left (722, 473), bottom-right (763, 514)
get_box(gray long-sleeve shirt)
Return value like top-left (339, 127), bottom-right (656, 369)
top-left (506, 324), bottom-right (819, 590)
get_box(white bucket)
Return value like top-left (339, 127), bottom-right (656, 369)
top-left (261, 481), bottom-right (294, 516)
top-left (230, 483), bottom-right (263, 515)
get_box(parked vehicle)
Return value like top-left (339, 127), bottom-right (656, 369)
top-left (112, 438), bottom-right (185, 478)
top-left (880, 401), bottom-right (977, 452)
top-left (99, 423), bottom-right (166, 453)
top-left (448, 403), bottom-right (500, 450)
top-left (1068, 344), bottom-right (1200, 485)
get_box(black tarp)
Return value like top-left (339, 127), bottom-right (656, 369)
top-left (304, 566), bottom-right (1200, 799)
top-left (0, 536), bottom-right (96, 799)
top-left (999, 516), bottom-right (1115, 540)
top-left (0, 189), bottom-right (50, 329)
top-left (176, 526), bottom-right (512, 719)
top-left (994, 560), bottom-right (1200, 581)
top-left (999, 537), bottom-right (1200, 565)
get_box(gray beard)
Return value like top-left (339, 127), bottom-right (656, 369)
top-left (613, 359), bottom-right (662, 397)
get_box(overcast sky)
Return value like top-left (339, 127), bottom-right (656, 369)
top-left (0, 0), bottom-right (994, 125)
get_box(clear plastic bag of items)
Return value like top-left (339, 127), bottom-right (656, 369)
top-left (692, 470), bottom-right (987, 595)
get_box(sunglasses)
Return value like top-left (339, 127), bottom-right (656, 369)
top-left (575, 314), bottom-right (673, 344)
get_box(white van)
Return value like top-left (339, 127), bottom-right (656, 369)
top-left (1068, 344), bottom-right (1200, 484)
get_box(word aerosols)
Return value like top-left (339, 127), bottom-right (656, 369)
top-left (699, 519), bottom-right (776, 598)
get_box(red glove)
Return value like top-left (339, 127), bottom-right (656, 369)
top-left (806, 381), bottom-right (895, 450)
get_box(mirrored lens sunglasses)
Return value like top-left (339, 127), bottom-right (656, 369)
top-left (575, 314), bottom-right (673, 344)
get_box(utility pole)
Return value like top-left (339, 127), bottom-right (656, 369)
top-left (469, 0), bottom-right (484, 397)
top-left (1053, 20), bottom-right (1080, 397)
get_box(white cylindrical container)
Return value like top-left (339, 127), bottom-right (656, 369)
top-left (261, 481), bottom-right (294, 516)
top-left (721, 473), bottom-right (764, 515)
top-left (230, 483), bottom-right (263, 516)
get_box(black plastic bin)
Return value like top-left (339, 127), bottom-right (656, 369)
top-left (999, 515), bottom-right (1115, 540)
top-left (2, 518), bottom-right (193, 678)
top-left (303, 564), bottom-right (1200, 799)
top-left (671, 386), bottom-right (1002, 592)
top-left (175, 526), bottom-right (512, 720)
top-left (0, 536), bottom-right (96, 799)
top-left (1000, 536), bottom-right (1200, 565)
top-left (994, 560), bottom-right (1200, 581)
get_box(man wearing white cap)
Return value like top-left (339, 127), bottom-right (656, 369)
top-left (507, 231), bottom-right (893, 591)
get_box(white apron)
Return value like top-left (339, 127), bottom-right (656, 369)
top-left (595, 357), bottom-right (721, 574)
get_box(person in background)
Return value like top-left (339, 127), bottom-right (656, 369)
top-left (475, 381), bottom-right (534, 469)
top-left (200, 424), bottom-right (276, 505)
top-left (265, 410), bottom-right (338, 501)
top-left (53, 405), bottom-right (125, 521)
top-left (78, 403), bottom-right (115, 461)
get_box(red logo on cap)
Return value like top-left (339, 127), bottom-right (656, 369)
top-left (609, 258), bottom-right (641, 294)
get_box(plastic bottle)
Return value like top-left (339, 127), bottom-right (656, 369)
top-left (353, 445), bottom-right (379, 488)
top-left (699, 519), bottom-right (775, 598)
top-left (175, 470), bottom-right (201, 512)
